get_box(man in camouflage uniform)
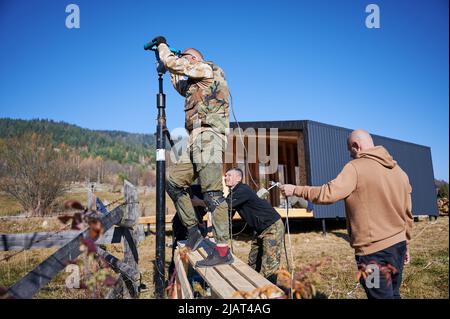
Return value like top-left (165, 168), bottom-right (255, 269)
top-left (152, 36), bottom-right (232, 267)
top-left (224, 168), bottom-right (284, 284)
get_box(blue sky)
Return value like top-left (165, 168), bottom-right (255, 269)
top-left (0, 0), bottom-right (448, 180)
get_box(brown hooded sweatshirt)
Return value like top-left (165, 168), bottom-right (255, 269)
top-left (294, 146), bottom-right (413, 256)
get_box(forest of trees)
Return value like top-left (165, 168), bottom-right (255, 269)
top-left (0, 118), bottom-right (157, 188)
top-left (0, 118), bottom-right (155, 165)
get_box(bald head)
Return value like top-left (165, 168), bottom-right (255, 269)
top-left (347, 129), bottom-right (375, 159)
top-left (181, 48), bottom-right (204, 62)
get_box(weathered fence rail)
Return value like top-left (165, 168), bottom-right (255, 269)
top-left (0, 226), bottom-right (145, 251)
top-left (3, 180), bottom-right (142, 299)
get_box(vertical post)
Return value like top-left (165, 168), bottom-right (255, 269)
top-left (295, 166), bottom-right (301, 186)
top-left (322, 219), bottom-right (327, 236)
top-left (237, 163), bottom-right (247, 184)
top-left (122, 180), bottom-right (140, 297)
top-left (259, 164), bottom-right (269, 201)
top-left (87, 183), bottom-right (95, 211)
top-left (278, 164), bottom-right (285, 208)
top-left (155, 71), bottom-right (166, 299)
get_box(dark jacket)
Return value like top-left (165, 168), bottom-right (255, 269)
top-left (226, 182), bottom-right (281, 234)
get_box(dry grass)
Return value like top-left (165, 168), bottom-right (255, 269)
top-left (0, 194), bottom-right (22, 217)
top-left (0, 217), bottom-right (67, 234)
top-left (136, 234), bottom-right (174, 299)
top-left (134, 217), bottom-right (449, 299)
top-left (0, 241), bottom-right (121, 299)
top-left (1, 185), bottom-right (447, 299)
top-left (0, 186), bottom-right (176, 219)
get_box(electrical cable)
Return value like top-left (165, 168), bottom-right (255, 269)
top-left (284, 197), bottom-right (295, 299)
top-left (229, 94), bottom-right (258, 188)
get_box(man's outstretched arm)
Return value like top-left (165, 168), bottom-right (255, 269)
top-left (280, 163), bottom-right (358, 204)
top-left (157, 44), bottom-right (213, 79)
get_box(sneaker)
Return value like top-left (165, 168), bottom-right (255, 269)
top-left (186, 226), bottom-right (204, 251)
top-left (195, 248), bottom-right (234, 267)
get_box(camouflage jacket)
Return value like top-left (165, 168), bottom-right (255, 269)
top-left (158, 44), bottom-right (230, 134)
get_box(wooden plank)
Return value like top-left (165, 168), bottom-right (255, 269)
top-left (138, 207), bottom-right (313, 227)
top-left (96, 246), bottom-right (139, 282)
top-left (196, 248), bottom-right (257, 293)
top-left (182, 240), bottom-right (285, 299)
top-left (138, 215), bottom-right (174, 225)
top-left (186, 249), bottom-right (238, 299)
top-left (200, 239), bottom-right (279, 292)
top-left (230, 257), bottom-right (284, 295)
top-left (274, 207), bottom-right (313, 218)
top-left (0, 231), bottom-right (82, 251)
top-left (7, 205), bottom-right (124, 299)
top-left (174, 248), bottom-right (194, 299)
top-left (0, 226), bottom-right (146, 251)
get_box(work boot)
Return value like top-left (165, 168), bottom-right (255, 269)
top-left (266, 274), bottom-right (278, 285)
top-left (186, 226), bottom-right (204, 251)
top-left (195, 246), bottom-right (234, 267)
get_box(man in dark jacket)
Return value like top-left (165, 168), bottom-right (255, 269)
top-left (225, 168), bottom-right (284, 284)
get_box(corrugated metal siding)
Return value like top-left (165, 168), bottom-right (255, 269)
top-left (305, 121), bottom-right (351, 219)
top-left (305, 121), bottom-right (438, 218)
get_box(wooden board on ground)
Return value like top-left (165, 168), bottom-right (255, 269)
top-left (174, 241), bottom-right (284, 299)
top-left (174, 250), bottom-right (194, 299)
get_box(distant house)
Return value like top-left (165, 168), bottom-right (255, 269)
top-left (227, 120), bottom-right (438, 221)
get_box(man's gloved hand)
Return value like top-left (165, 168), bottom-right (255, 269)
top-left (152, 36), bottom-right (167, 46)
top-left (156, 60), bottom-right (166, 74)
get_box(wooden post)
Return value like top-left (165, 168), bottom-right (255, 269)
top-left (297, 131), bottom-right (307, 186)
top-left (87, 183), bottom-right (96, 212)
top-left (259, 164), bottom-right (269, 201)
top-left (116, 180), bottom-right (140, 298)
top-left (295, 166), bottom-right (301, 186)
top-left (278, 165), bottom-right (285, 207)
top-left (237, 163), bottom-right (247, 184)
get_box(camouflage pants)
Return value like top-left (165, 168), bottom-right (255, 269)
top-left (166, 129), bottom-right (230, 244)
top-left (248, 219), bottom-right (284, 280)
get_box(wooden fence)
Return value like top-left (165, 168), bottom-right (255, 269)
top-left (2, 180), bottom-right (144, 299)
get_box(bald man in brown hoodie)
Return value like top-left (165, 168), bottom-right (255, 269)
top-left (281, 129), bottom-right (413, 299)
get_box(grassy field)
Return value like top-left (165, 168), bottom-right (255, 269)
top-left (0, 194), bottom-right (22, 217)
top-left (0, 185), bottom-right (175, 218)
top-left (0, 188), bottom-right (448, 299)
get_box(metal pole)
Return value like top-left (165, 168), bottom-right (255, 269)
top-left (321, 218), bottom-right (327, 236)
top-left (155, 71), bottom-right (166, 298)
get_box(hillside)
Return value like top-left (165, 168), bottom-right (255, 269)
top-left (0, 118), bottom-right (155, 164)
